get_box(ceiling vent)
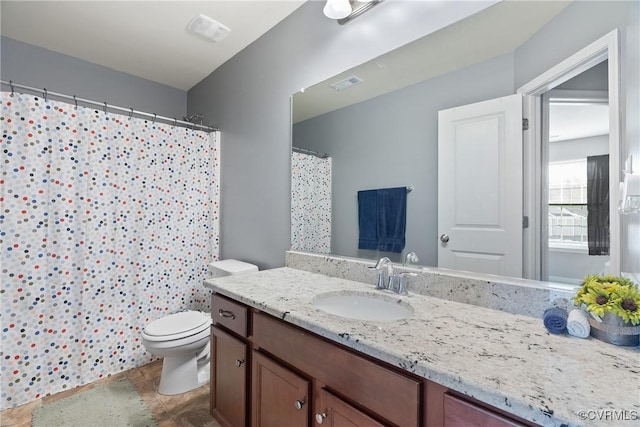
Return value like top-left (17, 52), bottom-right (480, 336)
top-left (331, 75), bottom-right (364, 91)
top-left (187, 14), bottom-right (231, 43)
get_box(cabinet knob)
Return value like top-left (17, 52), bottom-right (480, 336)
top-left (294, 400), bottom-right (305, 410)
top-left (234, 359), bottom-right (244, 367)
top-left (315, 413), bottom-right (327, 424)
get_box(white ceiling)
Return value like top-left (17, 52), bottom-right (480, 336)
top-left (549, 102), bottom-right (609, 142)
top-left (0, 0), bottom-right (306, 91)
top-left (293, 0), bottom-right (572, 123)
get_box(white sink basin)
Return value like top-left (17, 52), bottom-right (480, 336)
top-left (311, 291), bottom-right (414, 321)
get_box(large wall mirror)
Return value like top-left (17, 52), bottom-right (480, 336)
top-left (290, 0), bottom-right (621, 284)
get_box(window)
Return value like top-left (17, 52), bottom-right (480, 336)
top-left (548, 159), bottom-right (588, 251)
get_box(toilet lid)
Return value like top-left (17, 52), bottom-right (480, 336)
top-left (143, 311), bottom-right (210, 339)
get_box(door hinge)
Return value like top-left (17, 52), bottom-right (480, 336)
top-left (522, 216), bottom-right (529, 229)
top-left (522, 118), bottom-right (529, 131)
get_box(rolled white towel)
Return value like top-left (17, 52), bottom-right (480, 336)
top-left (567, 309), bottom-right (590, 338)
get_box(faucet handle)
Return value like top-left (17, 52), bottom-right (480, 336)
top-left (368, 266), bottom-right (386, 290)
top-left (403, 251), bottom-right (419, 266)
top-left (397, 272), bottom-right (417, 295)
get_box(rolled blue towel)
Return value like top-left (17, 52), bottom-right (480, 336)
top-left (543, 307), bottom-right (568, 334)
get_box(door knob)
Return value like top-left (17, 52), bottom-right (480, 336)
top-left (315, 413), bottom-right (327, 424)
top-left (294, 399), bottom-right (305, 410)
top-left (234, 359), bottom-right (244, 367)
top-left (440, 233), bottom-right (450, 243)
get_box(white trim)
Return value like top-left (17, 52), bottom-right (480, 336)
top-left (548, 275), bottom-right (582, 285)
top-left (518, 29), bottom-right (621, 279)
top-left (548, 242), bottom-right (588, 254)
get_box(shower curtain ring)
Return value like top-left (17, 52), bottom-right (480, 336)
top-left (103, 102), bottom-right (107, 114)
top-left (129, 108), bottom-right (134, 119)
top-left (9, 80), bottom-right (14, 97)
top-left (43, 88), bottom-right (48, 102)
top-left (152, 113), bottom-right (157, 124)
top-left (173, 118), bottom-right (177, 127)
top-left (73, 95), bottom-right (78, 109)
top-left (192, 121), bottom-right (196, 131)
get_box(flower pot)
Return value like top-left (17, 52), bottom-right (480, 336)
top-left (588, 312), bottom-right (640, 346)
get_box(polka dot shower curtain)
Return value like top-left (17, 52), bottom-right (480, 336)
top-left (0, 92), bottom-right (219, 409)
top-left (290, 151), bottom-right (331, 253)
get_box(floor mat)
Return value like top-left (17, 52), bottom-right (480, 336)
top-left (32, 378), bottom-right (158, 427)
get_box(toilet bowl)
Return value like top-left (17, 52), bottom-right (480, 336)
top-left (141, 310), bottom-right (211, 395)
top-left (141, 259), bottom-right (258, 395)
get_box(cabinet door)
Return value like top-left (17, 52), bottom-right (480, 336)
top-left (314, 389), bottom-right (385, 427)
top-left (444, 394), bottom-right (525, 427)
top-left (253, 312), bottom-right (420, 427)
top-left (252, 351), bottom-right (310, 427)
top-left (211, 326), bottom-right (247, 427)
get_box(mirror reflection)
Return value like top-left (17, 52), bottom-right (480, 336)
top-left (290, 1), bottom-right (618, 284)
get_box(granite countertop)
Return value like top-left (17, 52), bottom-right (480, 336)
top-left (204, 267), bottom-right (640, 427)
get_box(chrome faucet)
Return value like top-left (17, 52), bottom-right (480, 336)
top-left (369, 257), bottom-right (393, 290)
top-left (370, 257), bottom-right (415, 294)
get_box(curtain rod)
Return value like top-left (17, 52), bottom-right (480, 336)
top-left (292, 146), bottom-right (330, 159)
top-left (1, 79), bottom-right (219, 133)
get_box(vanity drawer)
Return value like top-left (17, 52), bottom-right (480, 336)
top-left (444, 394), bottom-right (527, 427)
top-left (211, 294), bottom-right (248, 337)
top-left (253, 312), bottom-right (420, 427)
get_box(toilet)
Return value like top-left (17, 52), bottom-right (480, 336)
top-left (141, 259), bottom-right (258, 395)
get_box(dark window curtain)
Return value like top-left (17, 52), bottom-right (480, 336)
top-left (587, 154), bottom-right (609, 256)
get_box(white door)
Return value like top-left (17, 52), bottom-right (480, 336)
top-left (438, 94), bottom-right (523, 277)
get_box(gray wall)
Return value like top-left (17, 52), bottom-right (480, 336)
top-left (293, 53), bottom-right (514, 266)
top-left (556, 60), bottom-right (608, 91)
top-left (190, 0), bottom-right (639, 275)
top-left (1, 37), bottom-right (186, 119)
top-left (188, 0), bottom-right (497, 269)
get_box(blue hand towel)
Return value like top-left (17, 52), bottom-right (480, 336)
top-left (543, 307), bottom-right (568, 334)
top-left (357, 187), bottom-right (407, 253)
top-left (357, 190), bottom-right (378, 250)
top-left (376, 187), bottom-right (407, 253)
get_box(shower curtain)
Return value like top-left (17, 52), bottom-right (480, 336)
top-left (290, 151), bottom-right (331, 253)
top-left (0, 92), bottom-right (220, 409)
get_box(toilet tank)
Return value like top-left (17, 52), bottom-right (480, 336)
top-left (208, 259), bottom-right (258, 278)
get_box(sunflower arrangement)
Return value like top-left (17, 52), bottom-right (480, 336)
top-left (574, 275), bottom-right (640, 325)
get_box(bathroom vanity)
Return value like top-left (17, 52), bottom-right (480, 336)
top-left (204, 265), bottom-right (639, 427)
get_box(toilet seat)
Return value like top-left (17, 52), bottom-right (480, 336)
top-left (142, 311), bottom-right (210, 342)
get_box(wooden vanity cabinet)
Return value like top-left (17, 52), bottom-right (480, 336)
top-left (252, 311), bottom-right (421, 427)
top-left (252, 351), bottom-right (310, 427)
top-left (210, 293), bottom-right (537, 427)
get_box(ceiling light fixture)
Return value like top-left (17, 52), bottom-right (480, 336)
top-left (324, 0), bottom-right (384, 24)
top-left (187, 14), bottom-right (231, 43)
top-left (323, 0), bottom-right (352, 19)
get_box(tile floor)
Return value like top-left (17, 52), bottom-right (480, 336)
top-left (0, 360), bottom-right (222, 427)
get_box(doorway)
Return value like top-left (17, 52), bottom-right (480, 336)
top-left (519, 30), bottom-right (621, 281)
top-left (543, 86), bottom-right (610, 284)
